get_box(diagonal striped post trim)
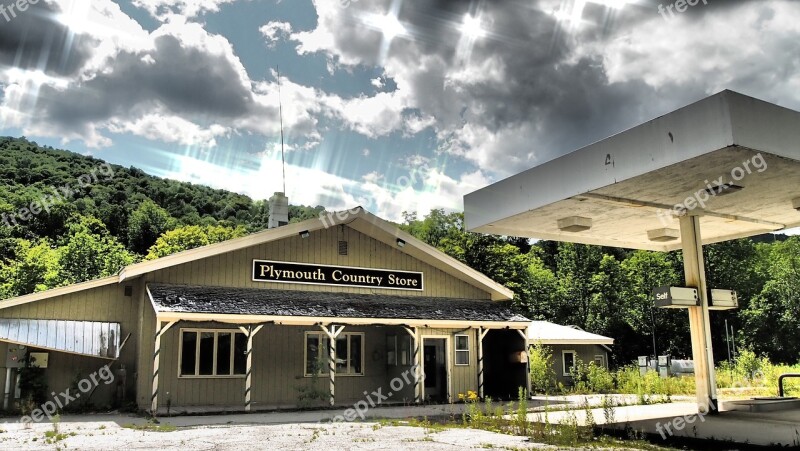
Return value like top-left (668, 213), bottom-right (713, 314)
top-left (151, 320), bottom-right (176, 416)
top-left (402, 326), bottom-right (421, 403)
top-left (517, 328), bottom-right (531, 397)
top-left (320, 324), bottom-right (344, 406)
top-left (239, 324), bottom-right (264, 412)
top-left (477, 327), bottom-right (490, 399)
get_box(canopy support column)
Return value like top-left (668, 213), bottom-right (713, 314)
top-left (238, 324), bottom-right (264, 412)
top-left (321, 324), bottom-right (345, 406)
top-left (151, 320), bottom-right (176, 416)
top-left (680, 215), bottom-right (718, 414)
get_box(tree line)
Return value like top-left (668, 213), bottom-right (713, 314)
top-left (0, 137), bottom-right (797, 366)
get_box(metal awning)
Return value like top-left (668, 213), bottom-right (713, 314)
top-left (0, 319), bottom-right (122, 359)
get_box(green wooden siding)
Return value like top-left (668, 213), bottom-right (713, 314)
top-left (142, 224), bottom-right (490, 299)
top-left (140, 323), bottom-right (479, 409)
top-left (0, 284), bottom-right (140, 409)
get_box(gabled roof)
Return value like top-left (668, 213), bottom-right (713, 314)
top-left (118, 207), bottom-right (512, 300)
top-left (148, 284), bottom-right (528, 328)
top-left (0, 208), bottom-right (513, 310)
top-left (526, 321), bottom-right (614, 346)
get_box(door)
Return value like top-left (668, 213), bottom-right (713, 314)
top-left (423, 338), bottom-right (447, 402)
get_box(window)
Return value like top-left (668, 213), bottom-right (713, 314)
top-left (386, 334), bottom-right (412, 366)
top-left (304, 332), bottom-right (364, 376)
top-left (594, 354), bottom-right (607, 369)
top-left (180, 329), bottom-right (247, 377)
top-left (562, 350), bottom-right (576, 376)
top-left (454, 334), bottom-right (470, 365)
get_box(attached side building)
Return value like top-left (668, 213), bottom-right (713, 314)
top-left (0, 208), bottom-right (529, 414)
top-left (526, 321), bottom-right (613, 386)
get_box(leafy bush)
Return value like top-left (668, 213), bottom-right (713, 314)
top-left (528, 342), bottom-right (556, 394)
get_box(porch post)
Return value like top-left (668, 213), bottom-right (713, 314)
top-left (151, 320), bottom-right (176, 416)
top-left (477, 327), bottom-right (489, 399)
top-left (238, 324), bottom-right (264, 412)
top-left (517, 329), bottom-right (531, 396)
top-left (403, 326), bottom-right (421, 403)
top-left (320, 324), bottom-right (344, 406)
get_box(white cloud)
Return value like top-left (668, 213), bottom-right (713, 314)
top-left (132, 0), bottom-right (241, 20)
top-left (260, 21), bottom-right (293, 48)
top-left (107, 114), bottom-right (229, 147)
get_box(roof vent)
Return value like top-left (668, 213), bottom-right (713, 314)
top-left (268, 192), bottom-right (289, 229)
top-left (338, 240), bottom-right (348, 255)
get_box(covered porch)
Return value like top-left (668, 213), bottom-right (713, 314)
top-left (146, 284), bottom-right (530, 415)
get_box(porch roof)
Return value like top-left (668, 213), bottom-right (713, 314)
top-left (0, 319), bottom-right (123, 359)
top-left (147, 284), bottom-right (529, 329)
top-left (526, 321), bottom-right (614, 346)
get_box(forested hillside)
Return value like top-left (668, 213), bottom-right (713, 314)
top-left (0, 137), bottom-right (797, 367)
top-left (0, 137), bottom-right (323, 296)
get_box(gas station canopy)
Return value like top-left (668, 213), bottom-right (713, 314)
top-left (464, 91), bottom-right (800, 250)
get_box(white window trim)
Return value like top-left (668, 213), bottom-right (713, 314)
top-left (594, 354), bottom-right (607, 368)
top-left (454, 334), bottom-right (470, 366)
top-left (178, 328), bottom-right (247, 379)
top-left (303, 331), bottom-right (365, 377)
top-left (562, 350), bottom-right (577, 377)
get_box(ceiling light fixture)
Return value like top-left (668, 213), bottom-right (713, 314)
top-left (299, 231), bottom-right (310, 239)
top-left (396, 238), bottom-right (405, 248)
top-left (704, 183), bottom-right (743, 197)
top-left (647, 228), bottom-right (680, 242)
top-left (557, 216), bottom-right (592, 232)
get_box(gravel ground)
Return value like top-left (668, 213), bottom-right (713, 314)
top-left (0, 420), bottom-right (552, 450)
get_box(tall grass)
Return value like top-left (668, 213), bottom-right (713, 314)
top-left (540, 349), bottom-right (800, 397)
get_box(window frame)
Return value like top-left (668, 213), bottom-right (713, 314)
top-left (562, 350), bottom-right (577, 377)
top-left (386, 334), bottom-right (412, 366)
top-left (303, 331), bottom-right (365, 377)
top-left (454, 334), bottom-right (470, 366)
top-left (178, 328), bottom-right (247, 379)
top-left (594, 354), bottom-right (607, 369)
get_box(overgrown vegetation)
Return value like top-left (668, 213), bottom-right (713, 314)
top-left (453, 388), bottom-right (666, 449)
top-left (527, 342), bottom-right (556, 394)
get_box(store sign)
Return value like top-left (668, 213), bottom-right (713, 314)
top-left (252, 260), bottom-right (424, 291)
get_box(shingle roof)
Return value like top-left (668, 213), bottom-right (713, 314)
top-left (526, 321), bottom-right (614, 345)
top-left (148, 284), bottom-right (529, 323)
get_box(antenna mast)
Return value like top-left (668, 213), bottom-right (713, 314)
top-left (277, 66), bottom-right (286, 194)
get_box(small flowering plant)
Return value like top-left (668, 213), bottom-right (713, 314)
top-left (458, 390), bottom-right (479, 403)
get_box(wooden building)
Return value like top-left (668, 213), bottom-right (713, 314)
top-left (525, 321), bottom-right (613, 387)
top-left (0, 206), bottom-right (529, 414)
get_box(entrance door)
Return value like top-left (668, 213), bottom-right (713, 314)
top-left (423, 338), bottom-right (447, 402)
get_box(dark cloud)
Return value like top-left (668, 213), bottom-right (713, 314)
top-left (306, 0), bottom-right (800, 174)
top-left (0, 0), bottom-right (97, 76)
top-left (34, 33), bottom-right (257, 130)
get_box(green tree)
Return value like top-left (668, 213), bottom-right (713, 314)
top-left (145, 224), bottom-right (248, 260)
top-left (741, 237), bottom-right (800, 363)
top-left (57, 216), bottom-right (135, 285)
top-left (0, 239), bottom-right (61, 297)
top-left (620, 250), bottom-right (685, 363)
top-left (127, 200), bottom-right (176, 254)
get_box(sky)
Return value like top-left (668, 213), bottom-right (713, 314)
top-left (0, 0), bottom-right (799, 222)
